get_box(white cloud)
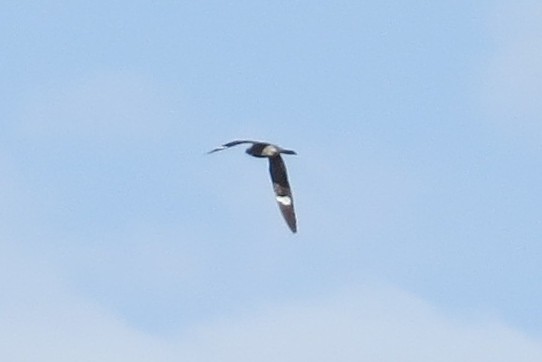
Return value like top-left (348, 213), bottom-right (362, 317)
top-left (1, 239), bottom-right (541, 362)
top-left (480, 1), bottom-right (542, 143)
top-left (182, 287), bottom-right (542, 362)
top-left (0, 238), bottom-right (175, 362)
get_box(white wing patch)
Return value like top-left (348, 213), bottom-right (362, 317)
top-left (276, 195), bottom-right (292, 206)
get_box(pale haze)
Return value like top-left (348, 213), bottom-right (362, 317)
top-left (1, 1), bottom-right (542, 361)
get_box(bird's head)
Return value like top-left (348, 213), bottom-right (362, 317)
top-left (280, 149), bottom-right (297, 155)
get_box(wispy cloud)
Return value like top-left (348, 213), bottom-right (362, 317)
top-left (2, 228), bottom-right (541, 362)
top-left (2, 245), bottom-right (541, 362)
top-left (183, 287), bottom-right (542, 362)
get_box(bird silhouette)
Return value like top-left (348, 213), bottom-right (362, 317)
top-left (208, 140), bottom-right (297, 233)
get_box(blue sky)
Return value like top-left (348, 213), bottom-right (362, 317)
top-left (1, 1), bottom-right (542, 360)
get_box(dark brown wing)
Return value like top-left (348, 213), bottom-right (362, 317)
top-left (207, 140), bottom-right (257, 154)
top-left (268, 155), bottom-right (297, 233)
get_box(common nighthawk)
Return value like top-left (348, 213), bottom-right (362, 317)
top-left (208, 140), bottom-right (297, 233)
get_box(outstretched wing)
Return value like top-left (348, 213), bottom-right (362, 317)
top-left (207, 140), bottom-right (257, 154)
top-left (268, 155), bottom-right (297, 233)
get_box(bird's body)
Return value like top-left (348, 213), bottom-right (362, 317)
top-left (208, 140), bottom-right (297, 233)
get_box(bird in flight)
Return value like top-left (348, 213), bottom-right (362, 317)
top-left (208, 140), bottom-right (298, 233)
